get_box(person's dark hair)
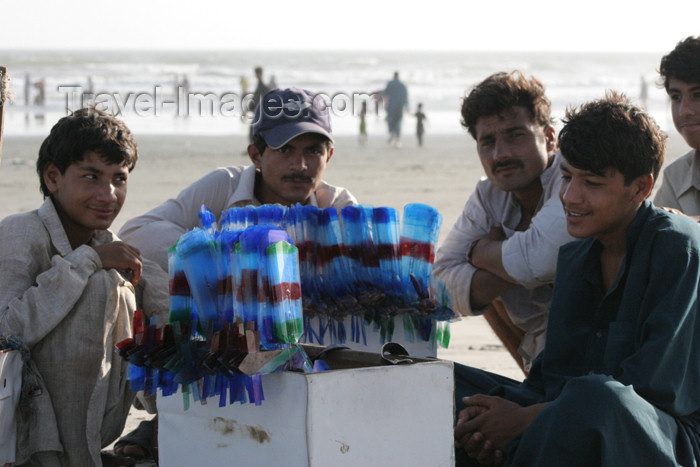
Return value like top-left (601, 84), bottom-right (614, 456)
top-left (251, 133), bottom-right (333, 157)
top-left (461, 71), bottom-right (553, 139)
top-left (252, 133), bottom-right (268, 156)
top-left (36, 107), bottom-right (138, 197)
top-left (659, 36), bottom-right (700, 91)
top-left (559, 91), bottom-right (666, 186)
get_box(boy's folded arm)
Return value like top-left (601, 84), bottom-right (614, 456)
top-left (0, 243), bottom-right (101, 348)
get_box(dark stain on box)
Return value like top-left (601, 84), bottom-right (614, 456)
top-left (248, 426), bottom-right (271, 443)
top-left (209, 417), bottom-right (270, 443)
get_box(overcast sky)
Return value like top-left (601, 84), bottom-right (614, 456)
top-left (2, 0), bottom-right (698, 52)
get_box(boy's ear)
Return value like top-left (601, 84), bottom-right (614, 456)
top-left (43, 163), bottom-right (61, 194)
top-left (632, 174), bottom-right (654, 202)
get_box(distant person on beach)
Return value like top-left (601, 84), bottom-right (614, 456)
top-left (24, 73), bottom-right (31, 107)
top-left (359, 100), bottom-right (368, 146)
top-left (86, 75), bottom-right (94, 96)
top-left (654, 35), bottom-right (700, 221)
top-left (0, 108), bottom-right (169, 467)
top-left (453, 92), bottom-right (700, 467)
top-left (433, 71), bottom-right (573, 373)
top-left (382, 71), bottom-right (409, 147)
top-left (414, 102), bottom-right (427, 147)
top-left (180, 74), bottom-right (190, 96)
top-left (33, 78), bottom-right (46, 107)
top-left (639, 75), bottom-right (649, 109)
top-left (247, 66), bottom-right (272, 144)
top-left (240, 74), bottom-right (249, 95)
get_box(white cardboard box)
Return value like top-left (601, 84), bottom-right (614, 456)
top-left (158, 348), bottom-right (455, 466)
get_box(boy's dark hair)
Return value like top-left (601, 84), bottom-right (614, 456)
top-left (659, 36), bottom-right (700, 91)
top-left (461, 71), bottom-right (553, 139)
top-left (559, 91), bottom-right (666, 186)
top-left (36, 107), bottom-right (138, 197)
top-left (251, 133), bottom-right (332, 158)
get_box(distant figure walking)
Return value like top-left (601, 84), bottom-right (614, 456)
top-left (24, 73), bottom-right (31, 107)
top-left (34, 78), bottom-right (46, 106)
top-left (382, 71), bottom-right (409, 147)
top-left (359, 101), bottom-right (368, 146)
top-left (640, 75), bottom-right (649, 109)
top-left (248, 66), bottom-right (271, 144)
top-left (240, 75), bottom-right (249, 95)
top-left (180, 75), bottom-right (190, 96)
top-left (414, 103), bottom-right (427, 147)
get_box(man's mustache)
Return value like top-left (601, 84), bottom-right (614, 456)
top-left (282, 174), bottom-right (313, 183)
top-left (491, 160), bottom-right (523, 172)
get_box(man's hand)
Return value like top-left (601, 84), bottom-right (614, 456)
top-left (476, 223), bottom-right (507, 243)
top-left (455, 402), bottom-right (504, 465)
top-left (455, 395), bottom-right (545, 465)
top-left (657, 206), bottom-right (700, 223)
top-left (92, 241), bottom-right (143, 284)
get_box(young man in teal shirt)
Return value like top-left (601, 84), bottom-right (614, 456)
top-left (454, 92), bottom-right (700, 466)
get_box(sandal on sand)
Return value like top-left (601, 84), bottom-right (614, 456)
top-left (100, 451), bottom-right (136, 466)
top-left (113, 417), bottom-right (158, 462)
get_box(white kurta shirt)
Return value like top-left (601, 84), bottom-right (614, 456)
top-left (434, 153), bottom-right (574, 368)
top-left (0, 198), bottom-right (169, 466)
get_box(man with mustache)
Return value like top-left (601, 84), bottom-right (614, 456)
top-left (654, 36), bottom-right (700, 220)
top-left (119, 87), bottom-right (357, 271)
top-left (434, 72), bottom-right (573, 372)
top-left (114, 88), bottom-right (356, 461)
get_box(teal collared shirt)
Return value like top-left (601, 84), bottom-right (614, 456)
top-left (500, 201), bottom-right (700, 452)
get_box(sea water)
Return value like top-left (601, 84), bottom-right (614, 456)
top-left (0, 49), bottom-right (673, 136)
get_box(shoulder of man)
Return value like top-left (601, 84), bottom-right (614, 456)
top-left (662, 149), bottom-right (696, 177)
top-left (314, 180), bottom-right (358, 209)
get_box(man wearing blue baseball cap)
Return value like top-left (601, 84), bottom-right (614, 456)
top-left (248, 88), bottom-right (340, 208)
top-left (119, 87), bottom-right (357, 271)
top-left (112, 87), bottom-right (356, 461)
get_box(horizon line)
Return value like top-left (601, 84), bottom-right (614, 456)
top-left (0, 46), bottom-right (668, 55)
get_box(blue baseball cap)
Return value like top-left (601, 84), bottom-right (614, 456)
top-left (252, 87), bottom-right (333, 149)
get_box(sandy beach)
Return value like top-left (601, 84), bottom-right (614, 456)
top-left (0, 128), bottom-right (692, 460)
